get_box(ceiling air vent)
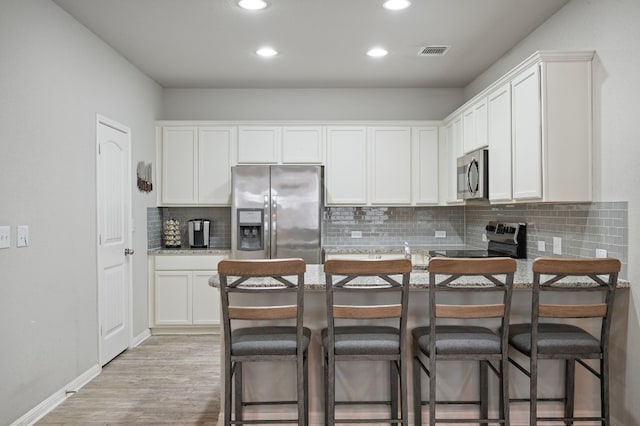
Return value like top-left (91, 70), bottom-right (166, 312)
top-left (417, 45), bottom-right (450, 57)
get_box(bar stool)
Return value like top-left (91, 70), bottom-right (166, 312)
top-left (217, 258), bottom-right (310, 426)
top-left (508, 257), bottom-right (620, 425)
top-left (322, 258), bottom-right (412, 425)
top-left (412, 257), bottom-right (516, 425)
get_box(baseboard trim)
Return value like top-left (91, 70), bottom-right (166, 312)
top-left (10, 364), bottom-right (101, 426)
top-left (130, 328), bottom-right (151, 348)
top-left (151, 326), bottom-right (220, 335)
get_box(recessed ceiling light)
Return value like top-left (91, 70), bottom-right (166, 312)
top-left (256, 47), bottom-right (278, 57)
top-left (238, 0), bottom-right (268, 10)
top-left (383, 0), bottom-right (411, 10)
top-left (367, 47), bottom-right (388, 58)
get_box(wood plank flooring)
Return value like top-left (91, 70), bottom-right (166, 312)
top-left (38, 335), bottom-right (220, 425)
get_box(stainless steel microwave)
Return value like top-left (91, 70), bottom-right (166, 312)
top-left (457, 148), bottom-right (488, 200)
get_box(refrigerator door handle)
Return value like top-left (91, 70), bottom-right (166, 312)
top-left (264, 194), bottom-right (270, 256)
top-left (271, 194), bottom-right (277, 258)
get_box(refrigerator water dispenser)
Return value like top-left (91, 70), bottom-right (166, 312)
top-left (237, 208), bottom-right (263, 251)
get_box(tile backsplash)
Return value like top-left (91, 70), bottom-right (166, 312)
top-left (147, 201), bottom-right (628, 278)
top-left (147, 207), bottom-right (231, 250)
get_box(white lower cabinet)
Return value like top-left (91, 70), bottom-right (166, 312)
top-left (150, 254), bottom-right (227, 333)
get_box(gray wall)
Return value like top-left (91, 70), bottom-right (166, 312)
top-left (0, 1), bottom-right (161, 424)
top-left (465, 1), bottom-right (640, 423)
top-left (162, 87), bottom-right (464, 121)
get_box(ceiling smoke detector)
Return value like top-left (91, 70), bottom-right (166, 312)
top-left (417, 45), bottom-right (450, 57)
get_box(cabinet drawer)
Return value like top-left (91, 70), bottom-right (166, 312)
top-left (155, 255), bottom-right (227, 270)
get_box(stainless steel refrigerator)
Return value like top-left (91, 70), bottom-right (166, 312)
top-left (231, 165), bottom-right (323, 264)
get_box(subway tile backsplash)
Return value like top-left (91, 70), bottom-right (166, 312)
top-left (147, 201), bottom-right (628, 278)
top-left (465, 202), bottom-right (628, 278)
top-left (147, 207), bottom-right (231, 250)
top-left (323, 206), bottom-right (465, 248)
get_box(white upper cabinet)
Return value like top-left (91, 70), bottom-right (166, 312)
top-left (443, 115), bottom-right (463, 204)
top-left (462, 97), bottom-right (488, 154)
top-left (511, 53), bottom-right (593, 202)
top-left (487, 83), bottom-right (513, 202)
top-left (237, 125), bottom-right (324, 164)
top-left (161, 127), bottom-right (198, 205)
top-left (237, 126), bottom-right (280, 164)
top-left (159, 126), bottom-right (236, 206)
top-left (511, 64), bottom-right (543, 200)
top-left (370, 127), bottom-right (412, 205)
top-left (412, 127), bottom-right (439, 205)
top-left (325, 125), bottom-right (438, 206)
top-left (281, 126), bottom-right (324, 164)
top-left (325, 126), bottom-right (367, 205)
top-left (198, 127), bottom-right (235, 205)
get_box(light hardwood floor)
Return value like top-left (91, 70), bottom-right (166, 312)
top-left (38, 335), bottom-right (220, 425)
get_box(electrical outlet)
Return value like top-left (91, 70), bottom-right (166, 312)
top-left (538, 241), bottom-right (546, 252)
top-left (596, 248), bottom-right (607, 258)
top-left (351, 231), bottom-right (362, 239)
top-left (553, 237), bottom-right (562, 255)
top-left (435, 230), bottom-right (446, 239)
top-left (0, 226), bottom-right (9, 249)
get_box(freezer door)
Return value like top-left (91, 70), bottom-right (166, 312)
top-left (231, 165), bottom-right (270, 260)
top-left (270, 165), bottom-right (322, 264)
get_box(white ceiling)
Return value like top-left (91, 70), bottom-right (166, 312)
top-left (52, 0), bottom-right (569, 89)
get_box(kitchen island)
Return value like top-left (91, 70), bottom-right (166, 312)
top-left (209, 261), bottom-right (629, 425)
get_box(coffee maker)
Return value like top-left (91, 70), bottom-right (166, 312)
top-left (188, 219), bottom-right (210, 248)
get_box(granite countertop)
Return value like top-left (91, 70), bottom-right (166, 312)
top-left (208, 261), bottom-right (629, 291)
top-left (149, 248), bottom-right (231, 255)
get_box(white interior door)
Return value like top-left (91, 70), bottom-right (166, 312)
top-left (97, 115), bottom-right (132, 366)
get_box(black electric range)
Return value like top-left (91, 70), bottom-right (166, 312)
top-left (429, 221), bottom-right (527, 259)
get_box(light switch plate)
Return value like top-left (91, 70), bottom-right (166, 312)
top-left (351, 231), bottom-right (362, 238)
top-left (538, 241), bottom-right (546, 252)
top-left (0, 226), bottom-right (10, 249)
top-left (553, 237), bottom-right (562, 255)
top-left (596, 248), bottom-right (607, 258)
top-left (435, 230), bottom-right (446, 239)
top-left (17, 225), bottom-right (29, 247)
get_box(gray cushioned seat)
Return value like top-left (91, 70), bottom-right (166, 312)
top-left (412, 325), bottom-right (501, 355)
top-left (509, 323), bottom-right (600, 355)
top-left (231, 326), bottom-right (312, 356)
top-left (321, 325), bottom-right (400, 355)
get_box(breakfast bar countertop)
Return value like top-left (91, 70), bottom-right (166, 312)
top-left (209, 261), bottom-right (630, 290)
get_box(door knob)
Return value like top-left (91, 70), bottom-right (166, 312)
top-left (124, 248), bottom-right (135, 256)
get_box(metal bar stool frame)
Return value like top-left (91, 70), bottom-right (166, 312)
top-left (507, 257), bottom-right (621, 425)
top-left (218, 258), bottom-right (309, 425)
top-left (322, 258), bottom-right (412, 426)
top-left (412, 257), bottom-right (516, 426)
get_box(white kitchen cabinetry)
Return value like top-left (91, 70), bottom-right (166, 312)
top-left (282, 126), bottom-right (324, 164)
top-left (511, 64), bottom-right (543, 200)
top-left (150, 254), bottom-right (227, 333)
top-left (237, 126), bottom-right (280, 164)
top-left (412, 127), bottom-right (439, 205)
top-left (462, 98), bottom-right (488, 154)
top-left (370, 127), bottom-right (412, 205)
top-left (326, 125), bottom-right (438, 206)
top-left (237, 125), bottom-right (324, 164)
top-left (487, 83), bottom-right (512, 202)
top-left (446, 50), bottom-right (594, 204)
top-left (514, 56), bottom-right (593, 202)
top-left (325, 126), bottom-right (368, 205)
top-left (443, 116), bottom-right (463, 204)
top-left (159, 126), bottom-right (236, 206)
